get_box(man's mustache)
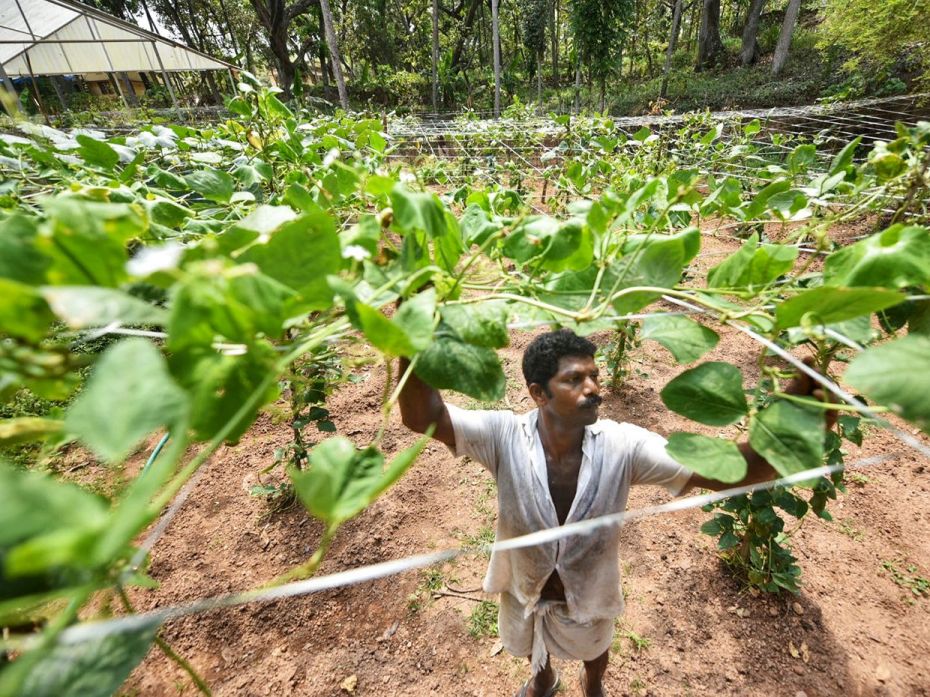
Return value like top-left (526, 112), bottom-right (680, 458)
top-left (582, 395), bottom-right (603, 408)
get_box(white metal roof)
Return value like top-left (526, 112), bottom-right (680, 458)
top-left (0, 0), bottom-right (234, 77)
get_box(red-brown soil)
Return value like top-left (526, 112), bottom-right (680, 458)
top-left (115, 232), bottom-right (930, 697)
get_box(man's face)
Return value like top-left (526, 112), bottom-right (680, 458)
top-left (531, 355), bottom-right (602, 427)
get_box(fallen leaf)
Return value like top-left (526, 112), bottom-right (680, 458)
top-left (789, 641), bottom-right (800, 659)
top-left (801, 641), bottom-right (810, 664)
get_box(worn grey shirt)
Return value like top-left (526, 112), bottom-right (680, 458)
top-left (447, 403), bottom-right (692, 623)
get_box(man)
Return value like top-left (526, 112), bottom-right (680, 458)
top-left (398, 329), bottom-right (829, 697)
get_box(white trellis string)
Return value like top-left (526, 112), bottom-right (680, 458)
top-left (22, 453), bottom-right (892, 650)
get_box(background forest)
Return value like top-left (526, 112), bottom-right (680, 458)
top-left (75, 0), bottom-right (930, 115)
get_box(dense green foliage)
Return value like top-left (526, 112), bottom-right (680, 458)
top-left (55, 0), bottom-right (924, 115)
top-left (0, 78), bottom-right (929, 694)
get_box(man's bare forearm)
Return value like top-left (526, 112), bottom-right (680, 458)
top-left (397, 357), bottom-right (455, 447)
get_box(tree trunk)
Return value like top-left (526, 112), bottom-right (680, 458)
top-left (696, 0), bottom-right (724, 72)
top-left (550, 0), bottom-right (559, 85)
top-left (772, 0), bottom-right (801, 75)
top-left (660, 0), bottom-right (684, 98)
top-left (740, 0), bottom-right (766, 66)
top-left (573, 55), bottom-right (581, 113)
top-left (432, 0), bottom-right (439, 111)
top-left (319, 0), bottom-right (349, 109)
top-left (537, 49), bottom-right (543, 102)
top-left (492, 0), bottom-right (501, 117)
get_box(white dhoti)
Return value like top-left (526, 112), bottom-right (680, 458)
top-left (498, 592), bottom-right (615, 675)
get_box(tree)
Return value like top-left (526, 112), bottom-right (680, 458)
top-left (695, 0), bottom-right (724, 71)
top-left (772, 0), bottom-right (801, 76)
top-left (247, 0), bottom-right (317, 98)
top-left (660, 0), bottom-right (684, 98)
top-left (523, 0), bottom-right (548, 100)
top-left (739, 0), bottom-right (766, 66)
top-left (819, 0), bottom-right (930, 87)
top-left (318, 0), bottom-right (348, 108)
top-left (431, 0), bottom-right (440, 111)
top-left (492, 0), bottom-right (501, 117)
top-left (569, 0), bottom-right (634, 111)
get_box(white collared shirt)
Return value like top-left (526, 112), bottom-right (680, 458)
top-left (446, 404), bottom-right (692, 622)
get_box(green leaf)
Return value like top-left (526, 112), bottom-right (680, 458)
top-left (41, 286), bottom-right (167, 329)
top-left (237, 211), bottom-right (342, 310)
top-left (390, 185), bottom-right (447, 238)
top-left (12, 626), bottom-right (157, 697)
top-left (660, 362), bottom-right (747, 426)
top-left (823, 224), bottom-right (930, 289)
top-left (416, 333), bottom-right (506, 402)
top-left (368, 131), bottom-right (387, 153)
top-left (184, 168), bottom-right (235, 203)
top-left (0, 279), bottom-right (54, 341)
top-left (38, 199), bottom-right (145, 287)
top-left (290, 433), bottom-right (430, 524)
top-left (65, 339), bottom-right (189, 463)
top-left (775, 287), bottom-right (905, 329)
top-left (641, 315), bottom-right (719, 364)
top-left (748, 400), bottom-right (824, 478)
top-left (232, 205), bottom-right (298, 236)
top-left (338, 288), bottom-right (435, 358)
top-left (787, 144), bottom-right (816, 175)
top-left (76, 134), bottom-right (119, 171)
top-left (0, 461), bottom-right (106, 550)
top-left (707, 233), bottom-right (798, 293)
top-left (611, 227), bottom-right (700, 314)
top-left (0, 213), bottom-right (49, 284)
top-left (440, 301), bottom-right (509, 349)
top-left (169, 342), bottom-right (278, 443)
top-left (845, 334), bottom-right (930, 433)
top-left (829, 137), bottom-right (861, 176)
top-left (665, 433), bottom-right (746, 483)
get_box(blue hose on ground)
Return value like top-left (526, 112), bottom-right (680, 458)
top-left (142, 432), bottom-right (170, 476)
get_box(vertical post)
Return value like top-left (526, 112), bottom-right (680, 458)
top-left (491, 0), bottom-right (500, 118)
top-left (227, 68), bottom-right (237, 95)
top-left (83, 16), bottom-right (130, 109)
top-left (152, 42), bottom-right (179, 112)
top-left (431, 0), bottom-right (439, 113)
top-left (23, 54), bottom-right (50, 125)
top-left (660, 0), bottom-right (684, 99)
top-left (0, 61), bottom-right (21, 116)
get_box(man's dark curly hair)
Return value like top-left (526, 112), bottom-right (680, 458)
top-left (522, 329), bottom-right (597, 393)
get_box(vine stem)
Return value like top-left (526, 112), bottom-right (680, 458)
top-left (772, 391), bottom-right (888, 414)
top-left (116, 587), bottom-right (212, 697)
top-left (266, 522), bottom-right (339, 587)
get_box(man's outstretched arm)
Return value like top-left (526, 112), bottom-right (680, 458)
top-left (681, 360), bottom-right (836, 495)
top-left (397, 357), bottom-right (456, 448)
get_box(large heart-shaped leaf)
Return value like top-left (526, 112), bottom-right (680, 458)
top-left (748, 400), bottom-right (824, 478)
top-left (65, 339), bottom-right (189, 463)
top-left (660, 362), bottom-right (747, 426)
top-left (775, 287), bottom-right (905, 329)
top-left (641, 315), bottom-right (719, 364)
top-left (845, 334), bottom-right (930, 433)
top-left (665, 433), bottom-right (746, 483)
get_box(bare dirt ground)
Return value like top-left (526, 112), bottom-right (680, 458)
top-left (112, 230), bottom-right (930, 697)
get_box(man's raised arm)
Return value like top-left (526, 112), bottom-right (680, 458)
top-left (397, 357), bottom-right (456, 448)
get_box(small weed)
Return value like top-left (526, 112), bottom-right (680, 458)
top-left (629, 677), bottom-right (647, 696)
top-left (461, 525), bottom-right (495, 558)
top-left (848, 472), bottom-right (870, 486)
top-left (837, 519), bottom-right (864, 541)
top-left (467, 600), bottom-right (499, 638)
top-left (613, 623), bottom-right (651, 653)
top-left (881, 560), bottom-right (929, 601)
